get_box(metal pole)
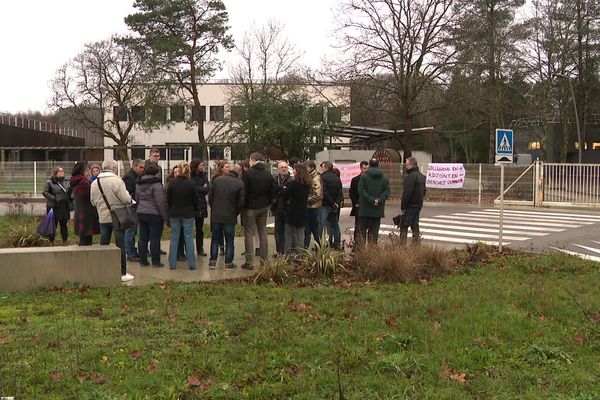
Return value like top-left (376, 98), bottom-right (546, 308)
top-left (33, 161), bottom-right (37, 196)
top-left (499, 163), bottom-right (504, 252)
top-left (566, 78), bottom-right (583, 164)
top-left (478, 163), bottom-right (482, 207)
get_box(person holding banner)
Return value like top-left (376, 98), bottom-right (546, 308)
top-left (399, 157), bottom-right (426, 245)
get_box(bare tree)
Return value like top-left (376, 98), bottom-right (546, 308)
top-left (215, 21), bottom-right (327, 158)
top-left (50, 37), bottom-right (164, 160)
top-left (334, 0), bottom-right (459, 160)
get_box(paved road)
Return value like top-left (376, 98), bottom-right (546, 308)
top-left (336, 204), bottom-right (600, 261)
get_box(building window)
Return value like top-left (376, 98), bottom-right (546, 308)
top-left (169, 147), bottom-right (185, 160)
top-left (309, 106), bottom-right (324, 123)
top-left (113, 106), bottom-right (128, 122)
top-left (231, 105), bottom-right (245, 122)
top-left (131, 146), bottom-right (145, 160)
top-left (575, 142), bottom-right (588, 150)
top-left (210, 106), bottom-right (225, 122)
top-left (528, 141), bottom-right (541, 150)
top-left (150, 106), bottom-right (167, 122)
top-left (191, 105), bottom-right (206, 122)
top-left (170, 105), bottom-right (185, 122)
top-left (131, 106), bottom-right (145, 122)
top-left (593, 142), bottom-right (600, 150)
top-left (327, 107), bottom-right (342, 123)
top-left (209, 145), bottom-right (224, 160)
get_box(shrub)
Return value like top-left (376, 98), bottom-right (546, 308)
top-left (5, 222), bottom-right (48, 248)
top-left (352, 239), bottom-right (454, 283)
top-left (296, 236), bottom-right (346, 278)
top-left (253, 256), bottom-right (292, 284)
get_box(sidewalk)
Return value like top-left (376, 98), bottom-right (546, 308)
top-left (123, 237), bottom-right (274, 286)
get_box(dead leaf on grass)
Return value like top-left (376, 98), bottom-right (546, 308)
top-left (130, 350), bottom-right (141, 360)
top-left (187, 375), bottom-right (202, 386)
top-left (148, 359), bottom-right (159, 373)
top-left (442, 362), bottom-right (467, 384)
top-left (93, 374), bottom-right (108, 385)
top-left (147, 309), bottom-right (155, 316)
top-left (384, 315), bottom-right (397, 327)
top-left (158, 282), bottom-right (166, 290)
top-left (1, 337), bottom-right (9, 345)
top-left (290, 303), bottom-right (312, 312)
top-left (434, 321), bottom-right (442, 331)
top-left (450, 372), bottom-right (467, 384)
top-left (122, 303), bottom-right (130, 312)
top-left (50, 372), bottom-right (63, 382)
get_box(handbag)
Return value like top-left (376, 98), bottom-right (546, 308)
top-left (96, 178), bottom-right (135, 230)
top-left (37, 209), bottom-right (56, 238)
top-left (393, 212), bottom-right (413, 229)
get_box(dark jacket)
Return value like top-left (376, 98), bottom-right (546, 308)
top-left (283, 180), bottom-right (310, 227)
top-left (191, 170), bottom-right (210, 218)
top-left (321, 169), bottom-right (343, 208)
top-left (43, 177), bottom-right (71, 221)
top-left (70, 174), bottom-right (100, 236)
top-left (166, 176), bottom-right (199, 219)
top-left (349, 173), bottom-right (362, 217)
top-left (401, 167), bottom-right (426, 210)
top-left (271, 172), bottom-right (293, 215)
top-left (209, 171), bottom-right (245, 224)
top-left (136, 175), bottom-right (168, 221)
top-left (358, 167), bottom-right (390, 218)
top-left (243, 162), bottom-right (275, 210)
top-left (122, 169), bottom-right (140, 197)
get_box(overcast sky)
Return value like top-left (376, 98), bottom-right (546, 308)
top-left (0, 0), bottom-right (339, 114)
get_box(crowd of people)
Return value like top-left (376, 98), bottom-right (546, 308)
top-left (42, 146), bottom-right (427, 283)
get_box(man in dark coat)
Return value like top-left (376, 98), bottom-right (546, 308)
top-left (400, 157), bottom-right (426, 245)
top-left (320, 161), bottom-right (343, 249)
top-left (209, 164), bottom-right (245, 268)
top-left (122, 159), bottom-right (145, 262)
top-left (190, 159), bottom-right (210, 256)
top-left (357, 158), bottom-right (390, 245)
top-left (271, 161), bottom-right (293, 255)
top-left (241, 152), bottom-right (275, 269)
top-left (349, 161), bottom-right (369, 243)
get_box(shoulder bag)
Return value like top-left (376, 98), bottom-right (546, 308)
top-left (96, 178), bottom-right (135, 230)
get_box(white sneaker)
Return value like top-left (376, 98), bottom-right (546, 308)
top-left (121, 273), bottom-right (135, 282)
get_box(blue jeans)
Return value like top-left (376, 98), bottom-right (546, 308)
top-left (100, 223), bottom-right (126, 276)
top-left (169, 218), bottom-right (196, 269)
top-left (304, 208), bottom-right (323, 248)
top-left (323, 206), bottom-right (341, 249)
top-left (210, 223), bottom-right (235, 264)
top-left (138, 213), bottom-right (164, 265)
top-left (125, 207), bottom-right (139, 258)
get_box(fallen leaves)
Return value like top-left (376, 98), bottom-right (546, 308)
top-left (129, 350), bottom-right (142, 360)
top-left (187, 373), bottom-right (211, 391)
top-left (50, 372), bottom-right (63, 382)
top-left (433, 320), bottom-right (442, 331)
top-left (78, 373), bottom-right (109, 385)
top-left (0, 337), bottom-right (9, 345)
top-left (384, 315), bottom-right (397, 328)
top-left (289, 303), bottom-right (312, 312)
top-left (442, 363), bottom-right (467, 385)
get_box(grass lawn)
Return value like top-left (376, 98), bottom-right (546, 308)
top-left (0, 251), bottom-right (599, 398)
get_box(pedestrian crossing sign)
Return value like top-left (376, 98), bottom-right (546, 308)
top-left (495, 129), bottom-right (513, 155)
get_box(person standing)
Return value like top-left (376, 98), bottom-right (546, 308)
top-left (145, 147), bottom-right (163, 181)
top-left (357, 159), bottom-right (390, 246)
top-left (320, 161), bottom-right (343, 249)
top-left (271, 161), bottom-right (292, 256)
top-left (70, 161), bottom-right (100, 246)
top-left (283, 163), bottom-right (311, 255)
top-left (241, 152), bottom-right (275, 270)
top-left (166, 162), bottom-right (198, 270)
top-left (122, 159), bottom-right (145, 262)
top-left (208, 162), bottom-right (244, 269)
top-left (42, 166), bottom-right (72, 245)
top-left (349, 161), bottom-right (369, 242)
top-left (136, 162), bottom-right (168, 267)
top-left (400, 157), bottom-right (426, 245)
top-left (89, 165), bottom-right (101, 183)
top-left (304, 160), bottom-right (323, 248)
top-left (190, 158), bottom-right (210, 256)
top-left (90, 160), bottom-right (134, 282)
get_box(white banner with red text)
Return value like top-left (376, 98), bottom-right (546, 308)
top-left (333, 162), bottom-right (362, 189)
top-left (425, 163), bottom-right (466, 189)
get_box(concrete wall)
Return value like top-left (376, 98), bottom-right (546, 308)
top-left (0, 245), bottom-right (121, 292)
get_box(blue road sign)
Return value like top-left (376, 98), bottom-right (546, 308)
top-left (496, 129), bottom-right (513, 155)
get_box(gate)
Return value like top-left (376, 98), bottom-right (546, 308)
top-left (498, 161), bottom-right (600, 208)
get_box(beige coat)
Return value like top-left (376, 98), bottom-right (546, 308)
top-left (90, 171), bottom-right (132, 224)
top-left (307, 169), bottom-right (323, 208)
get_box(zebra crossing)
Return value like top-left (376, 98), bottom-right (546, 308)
top-left (551, 241), bottom-right (600, 262)
top-left (374, 208), bottom-right (600, 247)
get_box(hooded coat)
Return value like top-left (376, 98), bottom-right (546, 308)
top-left (136, 175), bottom-right (168, 222)
top-left (70, 173), bottom-right (100, 236)
top-left (358, 167), bottom-right (390, 218)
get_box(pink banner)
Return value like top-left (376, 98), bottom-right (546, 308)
top-left (333, 162), bottom-right (362, 189)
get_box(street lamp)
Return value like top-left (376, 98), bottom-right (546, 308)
top-left (557, 73), bottom-right (583, 163)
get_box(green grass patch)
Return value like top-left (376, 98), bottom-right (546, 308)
top-left (0, 252), bottom-right (599, 398)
